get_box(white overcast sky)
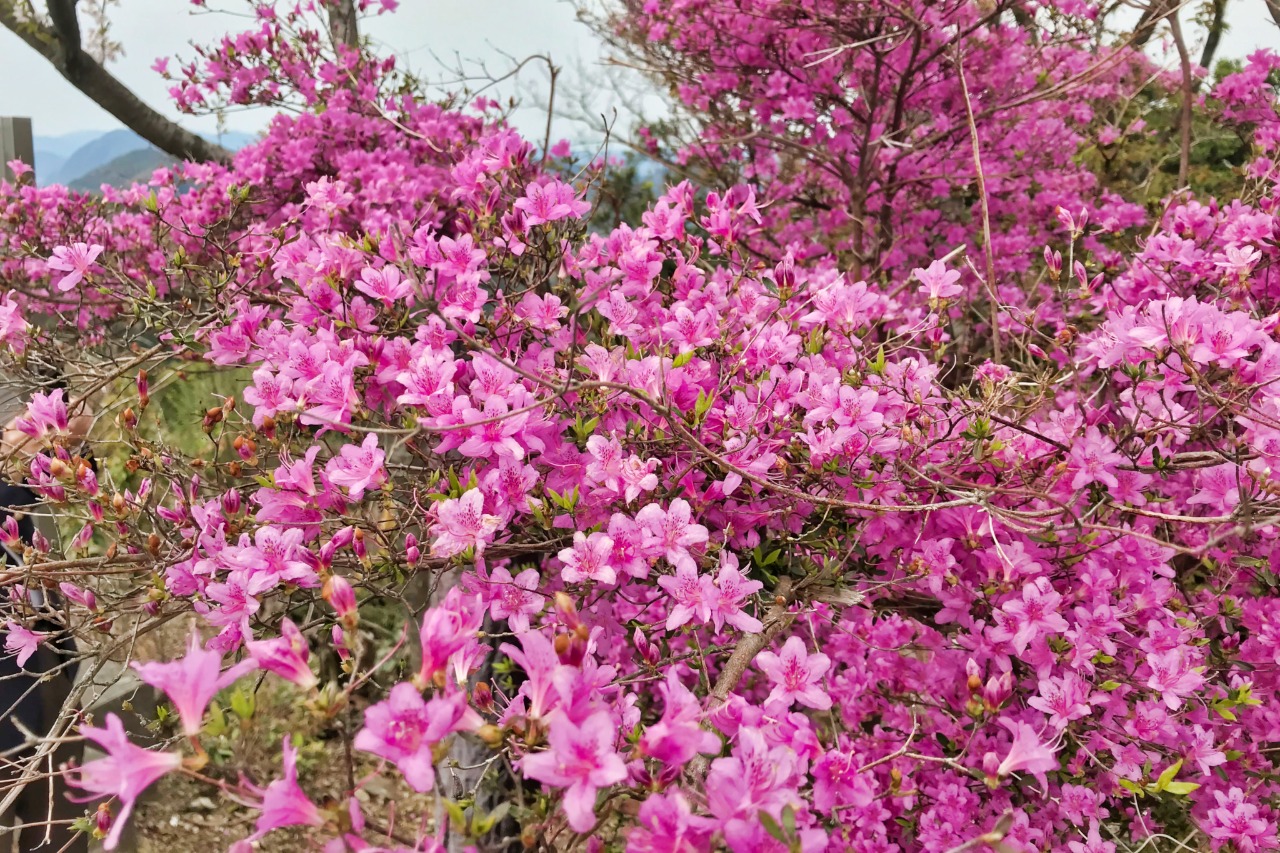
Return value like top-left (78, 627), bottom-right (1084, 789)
top-left (1, 1), bottom-right (1279, 142)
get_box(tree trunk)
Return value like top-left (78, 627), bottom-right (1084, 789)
top-left (0, 1), bottom-right (232, 164)
top-left (325, 0), bottom-right (359, 51)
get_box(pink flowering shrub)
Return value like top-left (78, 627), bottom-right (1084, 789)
top-left (3, 2), bottom-right (1280, 852)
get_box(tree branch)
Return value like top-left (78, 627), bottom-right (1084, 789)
top-left (0, 1), bottom-right (232, 164)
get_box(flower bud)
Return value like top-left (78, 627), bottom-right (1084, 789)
top-left (323, 574), bottom-right (359, 629)
top-left (120, 407), bottom-right (137, 430)
top-left (94, 803), bottom-right (112, 839)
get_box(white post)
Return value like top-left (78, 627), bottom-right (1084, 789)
top-left (0, 117), bottom-right (36, 183)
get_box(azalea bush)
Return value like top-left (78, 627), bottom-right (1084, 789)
top-left (3, 1), bottom-right (1280, 851)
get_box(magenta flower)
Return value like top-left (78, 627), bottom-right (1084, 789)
top-left (627, 791), bottom-right (716, 853)
top-left (513, 180), bottom-right (590, 227)
top-left (70, 714), bottom-right (183, 850)
top-left (1205, 788), bottom-right (1276, 853)
top-left (245, 618), bottom-right (317, 690)
top-left (1145, 648), bottom-right (1205, 710)
top-left (636, 498), bottom-right (709, 572)
top-left (522, 711), bottom-right (627, 832)
top-left (1067, 426), bottom-right (1124, 492)
top-left (325, 433), bottom-right (387, 501)
top-left (132, 632), bottom-right (257, 737)
top-left (558, 531), bottom-right (618, 586)
top-left (429, 488), bottom-right (501, 559)
top-left (914, 259), bottom-right (963, 304)
top-left (755, 636), bottom-right (832, 710)
top-left (14, 388), bottom-right (69, 439)
top-left (638, 670), bottom-right (720, 766)
top-left (995, 718), bottom-right (1059, 779)
top-left (486, 566), bottom-right (543, 633)
top-left (247, 737), bottom-right (323, 838)
top-left (988, 577), bottom-right (1069, 654)
top-left (355, 264), bottom-right (415, 305)
top-left (3, 621), bottom-right (48, 668)
top-left (417, 588), bottom-right (484, 685)
top-left (353, 683), bottom-right (482, 792)
top-left (47, 242), bottom-right (104, 292)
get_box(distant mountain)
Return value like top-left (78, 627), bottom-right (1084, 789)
top-left (33, 130), bottom-right (108, 159)
top-left (68, 149), bottom-right (179, 194)
top-left (30, 128), bottom-right (259, 187)
top-left (52, 129), bottom-right (151, 186)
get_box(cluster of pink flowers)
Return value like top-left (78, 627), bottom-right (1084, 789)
top-left (4, 1), bottom-right (1280, 851)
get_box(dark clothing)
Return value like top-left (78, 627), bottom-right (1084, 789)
top-left (0, 481), bottom-right (87, 852)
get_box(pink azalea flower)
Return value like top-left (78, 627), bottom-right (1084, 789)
top-left (325, 433), bottom-right (387, 501)
top-left (132, 632), bottom-right (257, 737)
top-left (1205, 788), bottom-right (1276, 853)
top-left (988, 577), bottom-right (1069, 654)
top-left (70, 714), bottom-right (183, 850)
top-left (627, 791), bottom-right (717, 852)
top-left (995, 718), bottom-right (1059, 779)
top-left (429, 488), bottom-right (501, 559)
top-left (1067, 426), bottom-right (1124, 492)
top-left (638, 670), bottom-right (720, 766)
top-left (245, 618), bottom-right (317, 690)
top-left (558, 531), bottom-right (618, 586)
top-left (636, 498), bottom-right (709, 572)
top-left (914, 259), bottom-right (963, 303)
top-left (486, 566), bottom-right (543, 633)
top-left (3, 621), bottom-right (48, 668)
top-left (353, 683), bottom-right (482, 792)
top-left (755, 636), bottom-right (832, 710)
top-left (1145, 648), bottom-right (1205, 710)
top-left (14, 388), bottom-right (69, 439)
top-left (47, 242), bottom-right (104, 292)
top-left (355, 265), bottom-right (415, 305)
top-left (247, 737), bottom-right (324, 838)
top-left (522, 711), bottom-right (627, 832)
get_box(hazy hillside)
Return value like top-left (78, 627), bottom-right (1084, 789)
top-left (68, 148), bottom-right (179, 193)
top-left (32, 128), bottom-right (259, 188)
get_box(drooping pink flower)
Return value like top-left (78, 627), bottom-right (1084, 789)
top-left (47, 242), bottom-right (104, 292)
top-left (353, 683), bottom-right (482, 792)
top-left (417, 588), bottom-right (484, 686)
top-left (132, 632), bottom-right (257, 737)
top-left (14, 388), bottom-right (69, 439)
top-left (754, 636), bottom-right (832, 710)
top-left (995, 718), bottom-right (1059, 779)
top-left (3, 621), bottom-right (47, 668)
top-left (245, 618), bottom-right (317, 690)
top-left (637, 670), bottom-right (720, 766)
top-left (70, 714), bottom-right (183, 850)
top-left (522, 711), bottom-right (627, 832)
top-left (248, 737), bottom-right (324, 838)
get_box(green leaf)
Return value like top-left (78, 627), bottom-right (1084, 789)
top-left (672, 350), bottom-right (694, 368)
top-left (1098, 680), bottom-right (1121, 691)
top-left (759, 812), bottom-right (787, 843)
top-left (1152, 759), bottom-right (1183, 792)
top-left (1117, 778), bottom-right (1144, 797)
top-left (1163, 781), bottom-right (1201, 796)
top-left (229, 686), bottom-right (256, 721)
